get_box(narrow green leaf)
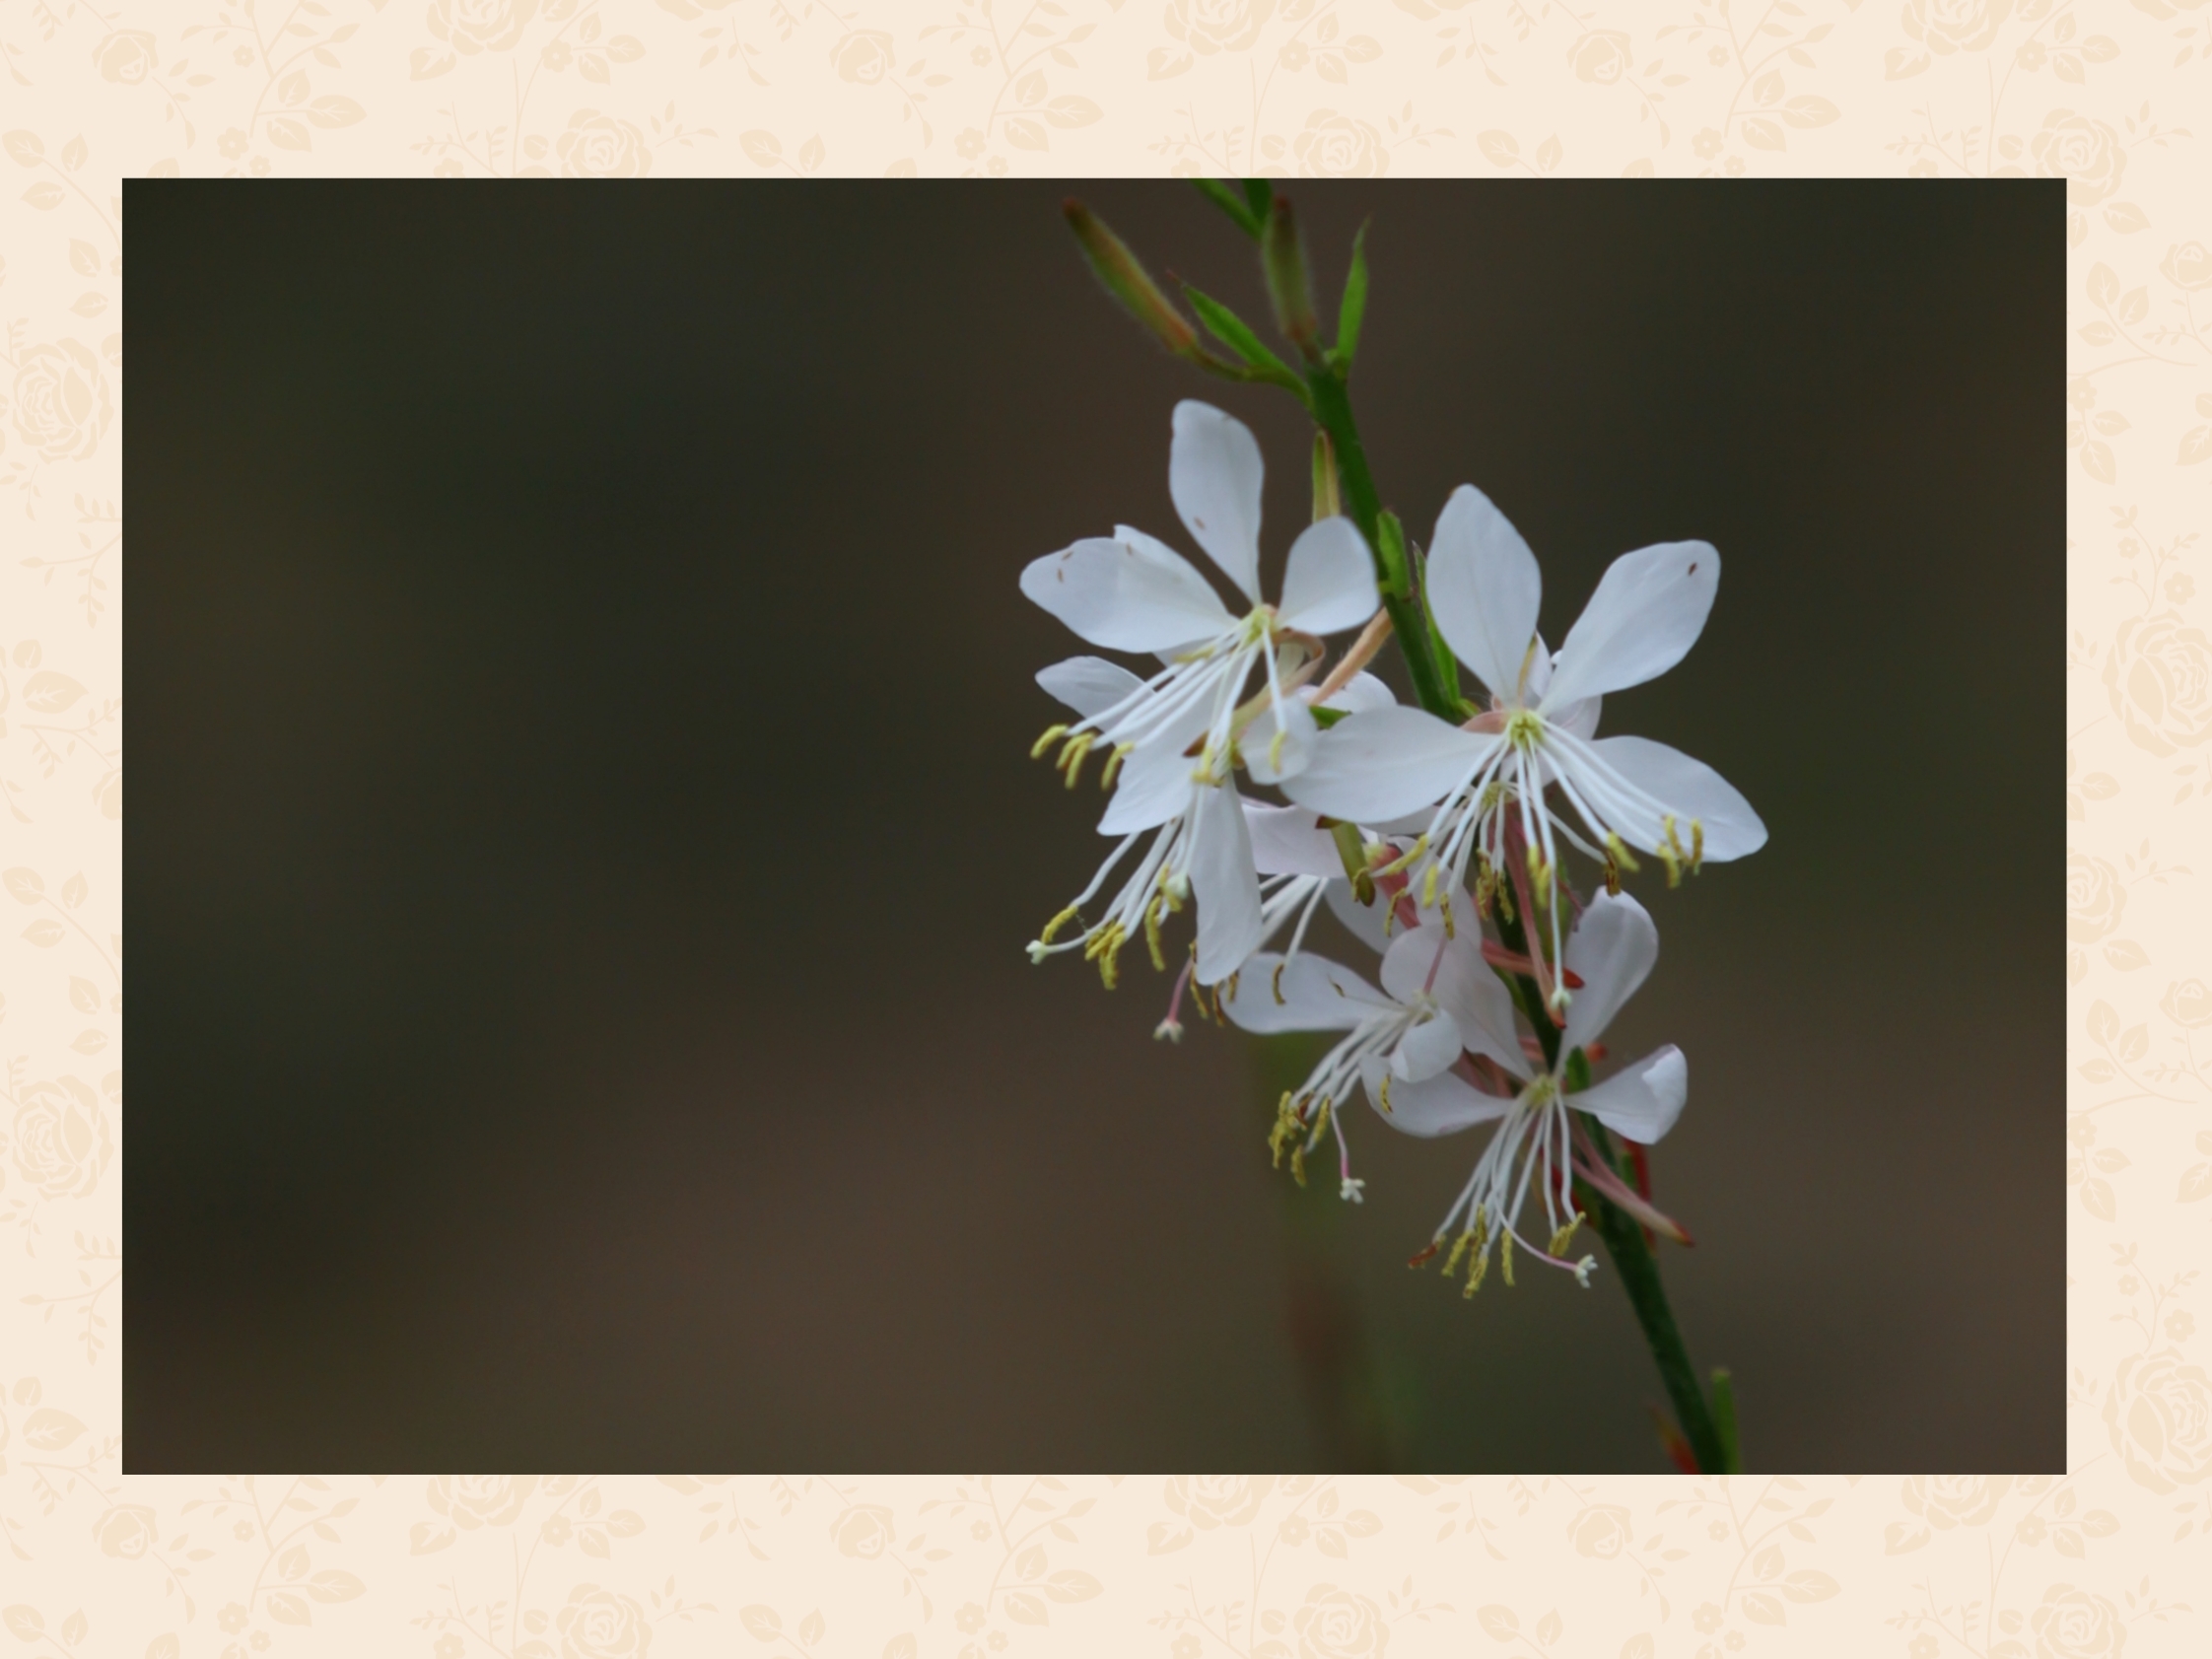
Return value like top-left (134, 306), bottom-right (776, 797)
top-left (1181, 283), bottom-right (1305, 394)
top-left (1711, 1368), bottom-right (1742, 1474)
top-left (1191, 178), bottom-right (1263, 239)
top-left (1242, 178), bottom-right (1274, 222)
top-left (1334, 221), bottom-right (1369, 378)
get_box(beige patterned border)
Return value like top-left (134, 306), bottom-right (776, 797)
top-left (0, 0), bottom-right (2195, 1650)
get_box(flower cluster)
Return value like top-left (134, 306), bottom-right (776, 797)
top-left (1021, 399), bottom-right (1764, 1294)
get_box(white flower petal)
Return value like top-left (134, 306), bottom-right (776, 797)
top-left (1392, 1008), bottom-right (1465, 1081)
top-left (1019, 533), bottom-right (1235, 653)
top-left (1432, 940), bottom-right (1527, 1073)
top-left (1315, 670), bottom-right (1396, 714)
top-left (1245, 802), bottom-right (1345, 878)
top-left (1566, 733), bottom-right (1767, 863)
top-left (1036, 656), bottom-right (1145, 720)
top-left (1379, 926), bottom-right (1524, 1073)
top-left (1191, 780), bottom-right (1264, 984)
top-left (1324, 877), bottom-right (1392, 955)
top-left (1363, 1063), bottom-right (1513, 1138)
top-left (1572, 1045), bottom-right (1689, 1144)
top-left (1169, 401), bottom-right (1266, 604)
top-left (1543, 540), bottom-right (1719, 709)
top-left (1241, 692), bottom-right (1320, 785)
top-left (1220, 950), bottom-right (1388, 1032)
top-left (1425, 483), bottom-right (1543, 701)
top-left (1282, 707), bottom-right (1497, 823)
top-left (1099, 729), bottom-right (1205, 836)
top-left (1549, 695), bottom-right (1602, 739)
top-left (1561, 888), bottom-right (1658, 1049)
top-left (1279, 516), bottom-right (1379, 637)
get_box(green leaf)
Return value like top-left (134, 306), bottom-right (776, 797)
top-left (1190, 177), bottom-right (1262, 239)
top-left (1332, 222), bottom-right (1369, 378)
top-left (1181, 283), bottom-right (1304, 393)
top-left (1242, 178), bottom-right (1274, 222)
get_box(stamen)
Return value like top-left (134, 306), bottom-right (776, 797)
top-left (1099, 741), bottom-right (1135, 790)
top-left (1030, 724), bottom-right (1070, 760)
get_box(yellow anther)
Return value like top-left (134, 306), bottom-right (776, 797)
top-left (1603, 853), bottom-right (1622, 897)
top-left (1500, 1229), bottom-right (1517, 1287)
top-left (1142, 894), bottom-right (1168, 972)
top-left (1030, 724), bottom-right (1070, 760)
top-left (1605, 833), bottom-right (1642, 874)
top-left (1443, 1227), bottom-right (1474, 1279)
top-left (1657, 815), bottom-right (1687, 889)
top-left (1308, 1095), bottom-right (1334, 1150)
top-left (1268, 726), bottom-right (1288, 772)
top-left (1420, 863), bottom-right (1440, 909)
top-left (1690, 818), bottom-right (1705, 873)
top-left (1057, 731), bottom-right (1099, 788)
top-left (1439, 894), bottom-right (1456, 938)
top-left (1289, 1142), bottom-right (1307, 1187)
top-left (1378, 1071), bottom-right (1394, 1115)
top-left (1269, 1093), bottom-right (1299, 1168)
top-left (1222, 969), bottom-right (1239, 1004)
top-left (1465, 1249), bottom-right (1490, 1298)
top-left (1378, 835), bottom-right (1429, 877)
top-left (1100, 741), bottom-right (1135, 790)
top-left (1548, 1214), bottom-right (1585, 1257)
top-left (1084, 921), bottom-right (1127, 988)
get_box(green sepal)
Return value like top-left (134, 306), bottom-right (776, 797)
top-left (1710, 1368), bottom-right (1742, 1473)
top-left (1181, 283), bottom-right (1308, 398)
top-left (1191, 178), bottom-right (1263, 239)
top-left (1330, 221), bottom-right (1370, 379)
top-left (1313, 704), bottom-right (1350, 729)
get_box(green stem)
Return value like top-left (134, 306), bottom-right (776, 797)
top-left (1492, 899), bottom-right (1727, 1475)
top-left (1579, 1115), bottom-right (1728, 1476)
top-left (1302, 370), bottom-right (1460, 722)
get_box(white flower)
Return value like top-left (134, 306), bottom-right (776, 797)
top-left (1021, 400), bottom-right (1380, 792)
top-left (1282, 484), bottom-right (1764, 1005)
top-left (1415, 889), bottom-right (1691, 1292)
top-left (1219, 921), bottom-right (1524, 1196)
top-left (1029, 655), bottom-right (1265, 988)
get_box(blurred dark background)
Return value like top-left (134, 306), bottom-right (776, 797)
top-left (130, 181), bottom-right (2057, 1472)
